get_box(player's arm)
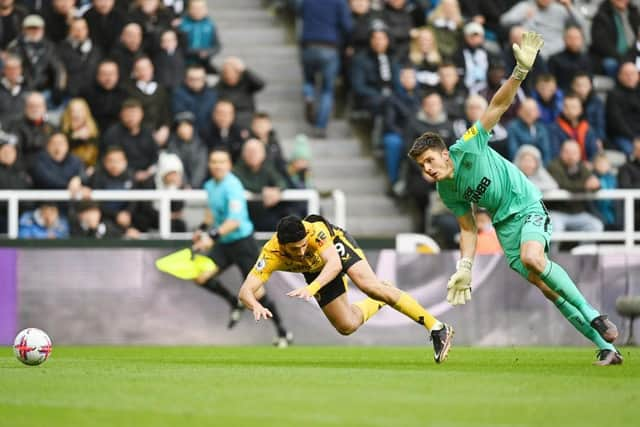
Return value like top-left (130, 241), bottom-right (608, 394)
top-left (447, 210), bottom-right (477, 306)
top-left (239, 273), bottom-right (272, 321)
top-left (287, 244), bottom-right (342, 301)
top-left (479, 32), bottom-right (543, 132)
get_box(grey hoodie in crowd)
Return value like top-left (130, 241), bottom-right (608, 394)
top-left (514, 144), bottom-right (559, 193)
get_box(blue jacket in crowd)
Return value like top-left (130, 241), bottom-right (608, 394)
top-left (18, 210), bottom-right (69, 239)
top-left (179, 15), bottom-right (219, 51)
top-left (300, 0), bottom-right (352, 45)
top-left (506, 118), bottom-right (552, 165)
top-left (172, 84), bottom-right (218, 133)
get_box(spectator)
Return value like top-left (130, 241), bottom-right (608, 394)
top-left (436, 62), bottom-right (467, 120)
top-left (453, 94), bottom-right (508, 159)
top-left (101, 98), bottom-right (158, 183)
top-left (382, 0), bottom-right (414, 60)
top-left (531, 73), bottom-right (563, 124)
top-left (79, 59), bottom-right (127, 132)
top-left (110, 22), bottom-right (145, 82)
top-left (287, 134), bottom-right (313, 190)
top-left (426, 0), bottom-right (463, 60)
top-left (171, 64), bottom-right (217, 135)
top-left (153, 28), bottom-right (185, 92)
top-left (0, 55), bottom-right (28, 126)
top-left (0, 136), bottom-right (30, 233)
top-left (500, 0), bottom-right (586, 59)
top-left (166, 111), bottom-right (208, 189)
top-left (506, 98), bottom-right (552, 165)
top-left (383, 66), bottom-right (421, 185)
top-left (8, 14), bottom-right (66, 103)
top-left (57, 17), bottom-right (103, 98)
top-left (29, 133), bottom-right (89, 200)
top-left (571, 73), bottom-right (607, 143)
top-left (70, 200), bottom-right (124, 238)
top-left (475, 208), bottom-right (502, 255)
top-left (60, 98), bottom-right (100, 169)
top-left (200, 100), bottom-right (247, 163)
top-left (547, 25), bottom-right (592, 92)
top-left (624, 28), bottom-right (640, 70)
top-left (405, 92), bottom-right (455, 148)
top-left (617, 137), bottom-right (640, 229)
top-left (18, 201), bottom-right (69, 239)
top-left (590, 0), bottom-right (640, 77)
top-left (299, 0), bottom-right (352, 137)
top-left (179, 0), bottom-right (220, 70)
top-left (605, 62), bottom-right (640, 155)
top-left (478, 58), bottom-right (525, 125)
top-left (408, 26), bottom-right (441, 90)
top-left (126, 56), bottom-right (171, 136)
top-left (233, 138), bottom-right (287, 231)
top-left (454, 21), bottom-right (490, 91)
top-left (216, 57), bottom-right (266, 130)
top-left (250, 112), bottom-right (288, 183)
top-left (89, 145), bottom-right (138, 233)
top-left (0, 0), bottom-right (29, 50)
top-left (346, 0), bottom-right (381, 56)
top-left (548, 93), bottom-right (599, 162)
top-left (546, 139), bottom-right (604, 235)
top-left (42, 0), bottom-right (76, 43)
top-left (592, 152), bottom-right (621, 230)
top-left (83, 0), bottom-right (126, 54)
top-left (458, 0), bottom-right (511, 42)
top-left (351, 22), bottom-right (401, 118)
top-left (130, 0), bottom-right (173, 54)
top-left (514, 144), bottom-right (559, 193)
top-left (9, 91), bottom-right (56, 165)
top-left (133, 152), bottom-right (186, 232)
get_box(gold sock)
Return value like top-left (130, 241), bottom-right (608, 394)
top-left (392, 292), bottom-right (440, 331)
top-left (354, 298), bottom-right (385, 323)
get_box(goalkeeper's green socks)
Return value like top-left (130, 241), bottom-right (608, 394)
top-left (554, 297), bottom-right (615, 351)
top-left (392, 292), bottom-right (443, 332)
top-left (540, 260), bottom-right (600, 322)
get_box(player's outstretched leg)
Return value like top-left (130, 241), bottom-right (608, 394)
top-left (521, 260), bottom-right (622, 365)
top-left (258, 295), bottom-right (293, 348)
top-left (347, 262), bottom-right (454, 363)
top-left (520, 244), bottom-right (619, 343)
top-left (200, 277), bottom-right (244, 329)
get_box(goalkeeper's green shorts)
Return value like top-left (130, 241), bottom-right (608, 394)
top-left (494, 200), bottom-right (552, 279)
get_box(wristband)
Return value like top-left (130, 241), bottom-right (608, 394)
top-left (207, 228), bottom-right (221, 241)
top-left (511, 64), bottom-right (529, 81)
top-left (198, 222), bottom-right (209, 232)
top-left (305, 281), bottom-right (322, 295)
top-left (457, 257), bottom-right (473, 272)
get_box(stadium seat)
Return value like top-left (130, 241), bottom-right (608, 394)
top-left (616, 296), bottom-right (640, 345)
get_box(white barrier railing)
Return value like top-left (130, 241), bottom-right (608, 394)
top-left (0, 189), bottom-right (341, 239)
top-left (542, 189), bottom-right (640, 248)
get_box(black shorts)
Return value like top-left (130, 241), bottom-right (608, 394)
top-left (303, 231), bottom-right (365, 307)
top-left (208, 235), bottom-right (260, 278)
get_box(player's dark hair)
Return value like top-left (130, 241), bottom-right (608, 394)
top-left (276, 215), bottom-right (306, 244)
top-left (407, 132), bottom-right (448, 161)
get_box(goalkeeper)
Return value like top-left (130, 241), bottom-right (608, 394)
top-left (408, 32), bottom-right (622, 366)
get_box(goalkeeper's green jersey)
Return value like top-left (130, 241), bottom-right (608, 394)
top-left (436, 121), bottom-right (542, 223)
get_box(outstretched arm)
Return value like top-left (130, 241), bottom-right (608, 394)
top-left (447, 210), bottom-right (477, 306)
top-left (480, 32), bottom-right (544, 132)
top-left (287, 244), bottom-right (342, 301)
top-left (239, 274), bottom-right (272, 321)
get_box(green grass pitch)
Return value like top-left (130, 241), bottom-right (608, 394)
top-left (1, 346), bottom-right (638, 427)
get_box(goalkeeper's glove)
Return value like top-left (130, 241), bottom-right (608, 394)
top-left (446, 257), bottom-right (473, 306)
top-left (512, 31), bottom-right (544, 80)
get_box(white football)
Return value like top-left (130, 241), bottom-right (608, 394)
top-left (13, 328), bottom-right (53, 366)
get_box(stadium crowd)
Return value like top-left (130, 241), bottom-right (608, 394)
top-left (294, 0), bottom-right (639, 247)
top-left (0, 0), bottom-right (314, 238)
top-left (0, 0), bottom-right (639, 244)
